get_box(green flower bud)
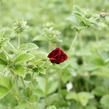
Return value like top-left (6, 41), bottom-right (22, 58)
top-left (14, 20), bottom-right (27, 33)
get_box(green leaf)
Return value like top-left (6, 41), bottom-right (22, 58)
top-left (0, 52), bottom-right (8, 72)
top-left (61, 68), bottom-right (72, 83)
top-left (47, 105), bottom-right (57, 109)
top-left (36, 77), bottom-right (45, 94)
top-left (20, 43), bottom-right (39, 51)
top-left (0, 64), bottom-right (6, 72)
top-left (78, 92), bottom-right (94, 106)
top-left (48, 79), bottom-right (58, 94)
top-left (66, 92), bottom-right (78, 101)
top-left (92, 86), bottom-right (107, 96)
top-left (0, 75), bottom-right (12, 99)
top-left (33, 36), bottom-right (47, 41)
top-left (0, 52), bottom-right (7, 65)
top-left (36, 76), bottom-right (58, 95)
top-left (14, 52), bottom-right (34, 64)
top-left (85, 105), bottom-right (97, 109)
top-left (13, 64), bottom-right (26, 77)
top-left (92, 56), bottom-right (105, 66)
top-left (46, 94), bottom-right (59, 106)
top-left (92, 70), bottom-right (109, 78)
top-left (100, 95), bottom-right (109, 109)
top-left (66, 92), bottom-right (94, 106)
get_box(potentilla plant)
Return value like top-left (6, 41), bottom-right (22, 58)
top-left (0, 20), bottom-right (69, 109)
top-left (0, 3), bottom-right (109, 109)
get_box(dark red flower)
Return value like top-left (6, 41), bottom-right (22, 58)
top-left (48, 48), bottom-right (68, 64)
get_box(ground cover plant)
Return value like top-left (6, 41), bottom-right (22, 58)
top-left (0, 0), bottom-right (109, 109)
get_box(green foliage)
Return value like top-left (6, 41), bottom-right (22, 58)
top-left (66, 92), bottom-right (94, 106)
top-left (0, 75), bottom-right (12, 99)
top-left (100, 95), bottom-right (109, 109)
top-left (0, 0), bottom-right (109, 109)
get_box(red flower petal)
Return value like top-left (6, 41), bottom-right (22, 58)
top-left (48, 48), bottom-right (68, 64)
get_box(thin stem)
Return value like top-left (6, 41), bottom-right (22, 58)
top-left (2, 48), bottom-right (10, 59)
top-left (18, 35), bottom-right (20, 49)
top-left (58, 69), bottom-right (62, 98)
top-left (69, 32), bottom-right (78, 52)
top-left (10, 69), bottom-right (20, 102)
top-left (8, 41), bottom-right (17, 52)
top-left (78, 31), bottom-right (83, 49)
top-left (45, 73), bottom-right (48, 107)
top-left (44, 61), bottom-right (49, 108)
top-left (20, 77), bottom-right (26, 87)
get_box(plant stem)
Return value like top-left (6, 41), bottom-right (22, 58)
top-left (2, 48), bottom-right (10, 59)
top-left (8, 41), bottom-right (17, 52)
top-left (69, 32), bottom-right (78, 52)
top-left (58, 69), bottom-right (62, 97)
top-left (18, 35), bottom-right (20, 49)
top-left (20, 76), bottom-right (25, 87)
top-left (45, 62), bottom-right (49, 108)
top-left (78, 31), bottom-right (83, 49)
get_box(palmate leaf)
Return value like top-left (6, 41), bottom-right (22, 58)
top-left (0, 75), bottom-right (12, 99)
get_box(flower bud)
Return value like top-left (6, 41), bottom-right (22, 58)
top-left (14, 20), bottom-right (27, 33)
